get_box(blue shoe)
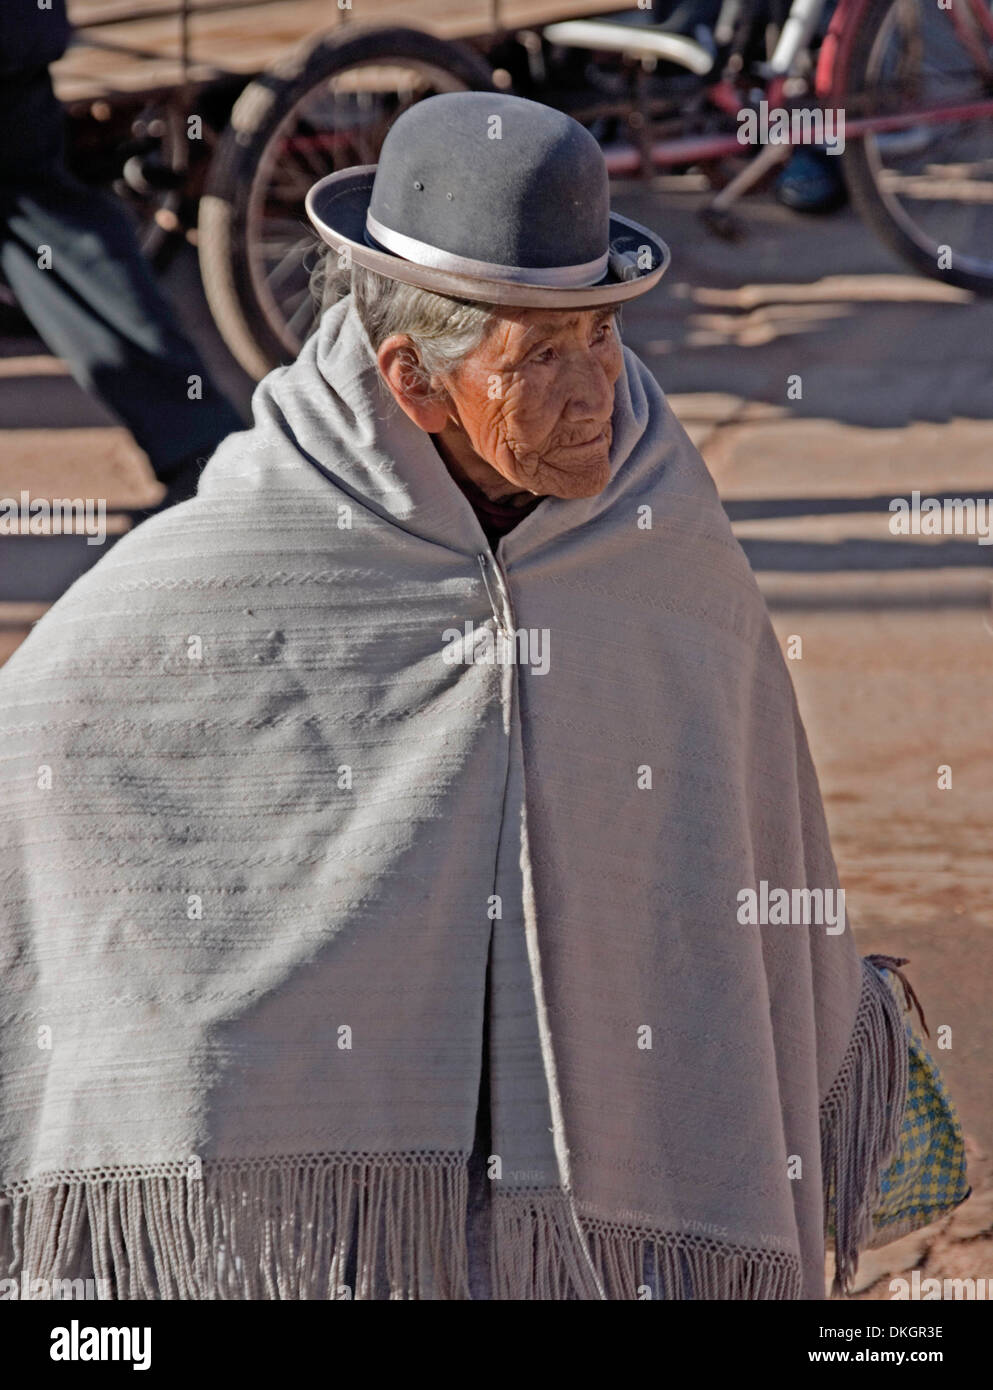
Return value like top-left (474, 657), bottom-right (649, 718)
top-left (776, 147), bottom-right (848, 213)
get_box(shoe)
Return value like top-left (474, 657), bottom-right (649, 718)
top-left (775, 148), bottom-right (848, 213)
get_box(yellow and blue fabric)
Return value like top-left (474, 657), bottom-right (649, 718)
top-left (867, 963), bottom-right (969, 1240)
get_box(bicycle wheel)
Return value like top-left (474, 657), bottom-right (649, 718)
top-left (199, 26), bottom-right (497, 378)
top-left (838, 0), bottom-right (993, 294)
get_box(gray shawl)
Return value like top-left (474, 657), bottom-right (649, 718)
top-left (0, 295), bottom-right (906, 1300)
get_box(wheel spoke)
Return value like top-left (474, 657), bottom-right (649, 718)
top-left (856, 0), bottom-right (993, 276)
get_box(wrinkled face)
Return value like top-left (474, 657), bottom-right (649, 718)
top-left (441, 304), bottom-right (624, 499)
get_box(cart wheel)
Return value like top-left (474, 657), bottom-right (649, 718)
top-left (199, 25), bottom-right (497, 379)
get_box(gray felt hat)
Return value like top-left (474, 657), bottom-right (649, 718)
top-left (305, 91), bottom-right (670, 308)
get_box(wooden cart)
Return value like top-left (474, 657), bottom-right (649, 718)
top-left (54, 1), bottom-right (633, 375)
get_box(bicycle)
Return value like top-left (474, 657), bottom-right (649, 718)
top-left (52, 0), bottom-right (993, 377)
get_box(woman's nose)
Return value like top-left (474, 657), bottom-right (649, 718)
top-left (562, 356), bottom-right (616, 420)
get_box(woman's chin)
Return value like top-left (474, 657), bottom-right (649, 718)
top-left (486, 447), bottom-right (612, 500)
top-left (543, 454), bottom-right (612, 499)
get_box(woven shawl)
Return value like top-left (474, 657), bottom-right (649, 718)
top-left (0, 295), bottom-right (907, 1300)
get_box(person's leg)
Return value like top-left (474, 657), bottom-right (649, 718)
top-left (0, 70), bottom-right (243, 483)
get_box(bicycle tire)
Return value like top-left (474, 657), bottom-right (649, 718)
top-left (837, 0), bottom-right (993, 295)
top-left (198, 25), bottom-right (497, 378)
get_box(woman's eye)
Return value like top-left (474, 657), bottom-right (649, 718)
top-left (525, 326), bottom-right (610, 366)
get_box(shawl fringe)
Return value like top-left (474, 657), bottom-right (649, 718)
top-left (1, 1157), bottom-right (806, 1300)
top-left (0, 1155), bottom-right (471, 1300)
top-left (492, 1192), bottom-right (803, 1300)
top-left (821, 957), bottom-right (910, 1297)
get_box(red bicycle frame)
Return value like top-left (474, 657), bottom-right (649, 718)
top-left (598, 0), bottom-right (993, 174)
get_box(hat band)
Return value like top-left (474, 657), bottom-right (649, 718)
top-left (364, 210), bottom-right (609, 288)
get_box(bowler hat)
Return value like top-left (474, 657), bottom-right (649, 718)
top-left (305, 91), bottom-right (670, 308)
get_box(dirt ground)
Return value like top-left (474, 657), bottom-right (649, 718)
top-left (1, 177), bottom-right (991, 1301)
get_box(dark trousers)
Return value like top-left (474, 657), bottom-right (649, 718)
top-left (0, 69), bottom-right (242, 479)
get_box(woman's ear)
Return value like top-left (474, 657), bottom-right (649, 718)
top-left (377, 335), bottom-right (452, 434)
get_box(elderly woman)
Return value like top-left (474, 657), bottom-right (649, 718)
top-left (0, 93), bottom-right (965, 1301)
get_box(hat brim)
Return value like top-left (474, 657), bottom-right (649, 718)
top-left (305, 166), bottom-right (670, 309)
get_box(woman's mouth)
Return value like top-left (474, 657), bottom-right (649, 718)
top-left (556, 426), bottom-right (609, 452)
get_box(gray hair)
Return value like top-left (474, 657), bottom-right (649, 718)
top-left (313, 246), bottom-right (497, 400)
top-left (311, 241), bottom-right (623, 401)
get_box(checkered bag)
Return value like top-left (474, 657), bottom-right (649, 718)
top-left (866, 959), bottom-right (969, 1241)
